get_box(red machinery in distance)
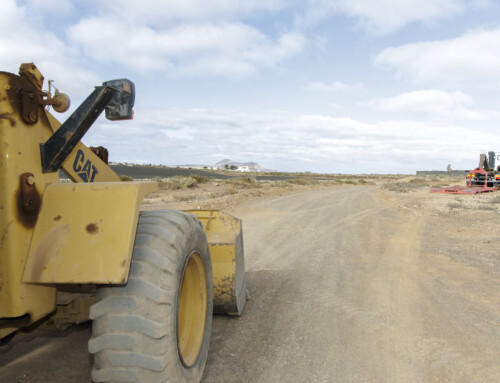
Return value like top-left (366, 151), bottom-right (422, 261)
top-left (430, 155), bottom-right (498, 194)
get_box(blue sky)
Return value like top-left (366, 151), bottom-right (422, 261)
top-left (4, 0), bottom-right (500, 173)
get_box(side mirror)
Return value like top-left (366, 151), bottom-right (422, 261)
top-left (102, 79), bottom-right (135, 120)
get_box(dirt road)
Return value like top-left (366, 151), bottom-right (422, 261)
top-left (1, 185), bottom-right (499, 382)
top-left (203, 185), bottom-right (499, 382)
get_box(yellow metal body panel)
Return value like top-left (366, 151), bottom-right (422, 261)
top-left (185, 210), bottom-right (247, 316)
top-left (22, 182), bottom-right (156, 284)
top-left (0, 66), bottom-right (157, 337)
top-left (0, 71), bottom-right (58, 337)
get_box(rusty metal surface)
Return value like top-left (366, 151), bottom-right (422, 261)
top-left (19, 173), bottom-right (41, 214)
top-left (186, 210), bottom-right (248, 316)
top-left (89, 146), bottom-right (109, 164)
top-left (430, 186), bottom-right (496, 194)
top-left (18, 63), bottom-right (44, 91)
top-left (15, 174), bottom-right (42, 230)
top-left (6, 70), bottom-right (42, 125)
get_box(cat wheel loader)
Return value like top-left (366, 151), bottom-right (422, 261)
top-left (0, 63), bottom-right (247, 382)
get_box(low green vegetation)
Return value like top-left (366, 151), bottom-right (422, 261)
top-left (153, 175), bottom-right (199, 190)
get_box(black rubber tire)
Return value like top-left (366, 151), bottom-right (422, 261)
top-left (89, 210), bottom-right (213, 383)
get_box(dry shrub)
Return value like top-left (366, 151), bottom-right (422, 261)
top-left (155, 176), bottom-right (198, 190)
top-left (189, 174), bottom-right (210, 184)
top-left (225, 177), bottom-right (261, 189)
top-left (274, 181), bottom-right (294, 188)
top-left (383, 178), bottom-right (430, 192)
top-left (173, 193), bottom-right (196, 202)
top-left (286, 178), bottom-right (308, 186)
top-left (207, 189), bottom-right (238, 198)
top-left (284, 178), bottom-right (323, 186)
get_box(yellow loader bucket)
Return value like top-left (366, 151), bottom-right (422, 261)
top-left (185, 210), bottom-right (247, 316)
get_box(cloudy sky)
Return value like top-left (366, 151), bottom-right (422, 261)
top-left (4, 0), bottom-right (500, 173)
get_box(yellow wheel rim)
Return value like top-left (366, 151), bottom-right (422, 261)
top-left (178, 251), bottom-right (207, 367)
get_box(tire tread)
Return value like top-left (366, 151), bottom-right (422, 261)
top-left (89, 210), bottom-right (212, 383)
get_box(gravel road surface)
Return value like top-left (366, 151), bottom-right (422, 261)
top-left (1, 185), bottom-right (498, 382)
top-left (203, 186), bottom-right (499, 382)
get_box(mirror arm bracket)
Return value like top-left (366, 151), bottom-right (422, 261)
top-left (40, 86), bottom-right (117, 173)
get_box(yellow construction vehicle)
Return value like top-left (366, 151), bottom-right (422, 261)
top-left (0, 63), bottom-right (247, 382)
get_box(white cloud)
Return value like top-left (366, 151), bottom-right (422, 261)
top-left (369, 90), bottom-right (485, 120)
top-left (0, 0), bottom-right (303, 93)
top-left (0, 0), bottom-right (99, 97)
top-left (68, 20), bottom-right (305, 76)
top-left (2, 0), bottom-right (498, 174)
top-left (22, 0), bottom-right (75, 18)
top-left (299, 0), bottom-right (484, 35)
top-left (98, 0), bottom-right (285, 25)
top-left (86, 107), bottom-right (500, 173)
top-left (375, 27), bottom-right (500, 87)
top-left (304, 81), bottom-right (357, 92)
top-left (334, 0), bottom-right (466, 35)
